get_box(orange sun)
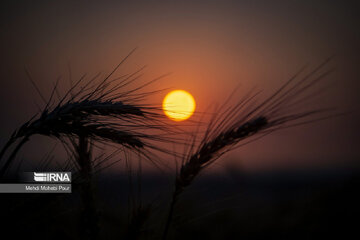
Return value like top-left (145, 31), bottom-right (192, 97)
top-left (162, 90), bottom-right (196, 121)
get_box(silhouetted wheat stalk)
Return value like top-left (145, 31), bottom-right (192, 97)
top-left (162, 58), bottom-right (336, 239)
top-left (0, 49), bottom-right (177, 177)
top-left (74, 134), bottom-right (100, 240)
top-left (0, 100), bottom-right (145, 173)
top-left (0, 50), bottom-right (181, 240)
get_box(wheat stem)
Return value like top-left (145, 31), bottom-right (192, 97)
top-left (76, 134), bottom-right (99, 240)
top-left (162, 117), bottom-right (268, 239)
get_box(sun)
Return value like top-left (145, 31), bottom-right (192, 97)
top-left (162, 90), bottom-right (196, 121)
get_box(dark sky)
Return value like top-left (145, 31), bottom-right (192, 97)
top-left (0, 0), bottom-right (359, 172)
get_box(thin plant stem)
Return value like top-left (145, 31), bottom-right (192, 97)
top-left (77, 134), bottom-right (99, 240)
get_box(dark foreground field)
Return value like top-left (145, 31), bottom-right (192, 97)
top-left (1, 165), bottom-right (359, 240)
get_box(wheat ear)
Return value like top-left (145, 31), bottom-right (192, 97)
top-left (162, 117), bottom-right (267, 239)
top-left (162, 58), bottom-right (335, 239)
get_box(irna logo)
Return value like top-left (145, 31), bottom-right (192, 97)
top-left (33, 172), bottom-right (71, 182)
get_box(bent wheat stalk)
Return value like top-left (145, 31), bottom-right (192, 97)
top-left (162, 58), bottom-right (335, 239)
top-left (162, 117), bottom-right (267, 239)
top-left (0, 100), bottom-right (146, 177)
top-left (0, 50), bottom-right (177, 176)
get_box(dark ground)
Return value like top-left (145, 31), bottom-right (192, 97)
top-left (1, 165), bottom-right (360, 239)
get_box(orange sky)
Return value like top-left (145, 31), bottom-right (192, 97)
top-left (0, 0), bottom-right (359, 172)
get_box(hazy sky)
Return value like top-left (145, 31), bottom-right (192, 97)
top-left (0, 0), bottom-right (359, 172)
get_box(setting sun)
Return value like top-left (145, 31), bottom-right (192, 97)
top-left (162, 90), bottom-right (196, 121)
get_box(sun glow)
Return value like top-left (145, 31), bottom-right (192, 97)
top-left (162, 90), bottom-right (196, 121)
